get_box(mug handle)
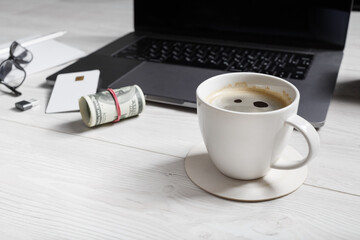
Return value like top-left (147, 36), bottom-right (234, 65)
top-left (271, 115), bottom-right (320, 169)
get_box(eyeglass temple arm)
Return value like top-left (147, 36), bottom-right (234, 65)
top-left (6, 85), bottom-right (22, 96)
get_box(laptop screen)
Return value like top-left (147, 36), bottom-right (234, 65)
top-left (134, 0), bottom-right (352, 50)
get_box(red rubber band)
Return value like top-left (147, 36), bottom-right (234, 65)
top-left (107, 88), bottom-right (121, 122)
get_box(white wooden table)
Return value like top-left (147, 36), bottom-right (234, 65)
top-left (0, 1), bottom-right (359, 239)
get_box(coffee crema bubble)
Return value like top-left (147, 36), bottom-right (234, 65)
top-left (206, 83), bottom-right (292, 113)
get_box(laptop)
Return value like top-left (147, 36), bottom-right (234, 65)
top-left (47, 0), bottom-right (353, 128)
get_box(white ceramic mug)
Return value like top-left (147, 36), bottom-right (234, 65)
top-left (196, 72), bottom-right (320, 180)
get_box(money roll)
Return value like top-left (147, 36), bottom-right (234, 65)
top-left (79, 85), bottom-right (145, 127)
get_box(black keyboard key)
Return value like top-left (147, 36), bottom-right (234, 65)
top-left (292, 70), bottom-right (306, 80)
top-left (277, 71), bottom-right (291, 78)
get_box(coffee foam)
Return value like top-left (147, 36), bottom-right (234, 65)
top-left (206, 82), bottom-right (292, 113)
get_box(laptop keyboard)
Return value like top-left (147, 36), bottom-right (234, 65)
top-left (114, 37), bottom-right (313, 80)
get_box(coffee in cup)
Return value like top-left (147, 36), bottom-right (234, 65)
top-left (206, 82), bottom-right (292, 113)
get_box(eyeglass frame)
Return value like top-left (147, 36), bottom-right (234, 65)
top-left (0, 41), bottom-right (33, 96)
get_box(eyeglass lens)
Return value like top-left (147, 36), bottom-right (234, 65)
top-left (10, 41), bottom-right (33, 63)
top-left (0, 60), bottom-right (26, 87)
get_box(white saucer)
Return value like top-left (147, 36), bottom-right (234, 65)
top-left (184, 142), bottom-right (308, 202)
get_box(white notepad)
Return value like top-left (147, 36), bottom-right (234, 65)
top-left (46, 70), bottom-right (100, 113)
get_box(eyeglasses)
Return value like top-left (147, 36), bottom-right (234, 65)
top-left (0, 41), bottom-right (33, 96)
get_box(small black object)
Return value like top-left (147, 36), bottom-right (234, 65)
top-left (15, 99), bottom-right (39, 111)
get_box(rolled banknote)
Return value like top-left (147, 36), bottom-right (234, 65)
top-left (79, 85), bottom-right (145, 127)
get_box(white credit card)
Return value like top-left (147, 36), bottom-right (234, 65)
top-left (46, 70), bottom-right (99, 113)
